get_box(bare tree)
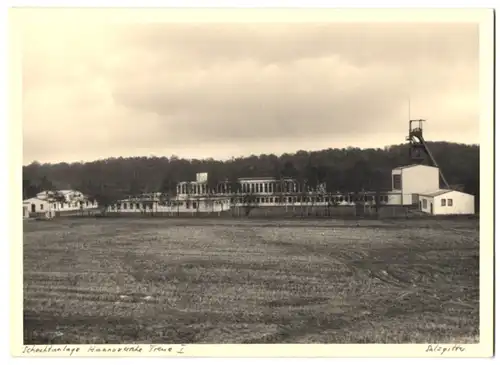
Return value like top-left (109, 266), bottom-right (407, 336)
top-left (242, 192), bottom-right (258, 217)
top-left (185, 182), bottom-right (194, 216)
top-left (48, 191), bottom-right (66, 215)
top-left (228, 175), bottom-right (242, 217)
top-left (159, 175), bottom-right (178, 217)
top-left (206, 173), bottom-right (220, 214)
top-left (86, 184), bottom-right (125, 216)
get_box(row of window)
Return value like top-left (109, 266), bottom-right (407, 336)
top-left (54, 201), bottom-right (92, 209)
top-left (112, 202), bottom-right (154, 210)
top-left (119, 201), bottom-right (222, 210)
top-left (178, 181), bottom-right (316, 195)
top-left (421, 198), bottom-right (453, 209)
top-left (441, 198), bottom-right (453, 207)
top-left (229, 195), bottom-right (389, 204)
top-left (36, 201), bottom-right (93, 210)
top-left (178, 181), bottom-right (393, 200)
top-left (111, 194), bottom-right (393, 210)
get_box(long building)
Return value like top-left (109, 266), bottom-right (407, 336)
top-left (107, 172), bottom-right (397, 215)
top-left (106, 164), bottom-right (475, 215)
top-left (23, 189), bottom-right (98, 218)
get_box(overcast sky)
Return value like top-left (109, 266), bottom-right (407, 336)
top-left (21, 16), bottom-right (479, 165)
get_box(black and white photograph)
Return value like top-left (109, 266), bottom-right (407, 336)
top-left (11, 6), bottom-right (494, 358)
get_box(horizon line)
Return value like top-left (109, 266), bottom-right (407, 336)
top-left (23, 140), bottom-right (480, 167)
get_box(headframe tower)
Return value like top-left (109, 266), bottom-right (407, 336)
top-left (406, 119), bottom-right (450, 189)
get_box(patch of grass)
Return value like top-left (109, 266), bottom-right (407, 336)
top-left (23, 218), bottom-right (479, 344)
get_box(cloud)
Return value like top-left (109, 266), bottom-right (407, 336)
top-left (21, 18), bottom-right (479, 164)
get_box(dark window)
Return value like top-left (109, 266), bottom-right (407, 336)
top-left (441, 199), bottom-right (446, 206)
top-left (447, 199), bottom-right (453, 206)
top-left (422, 199), bottom-right (427, 209)
top-left (40, 204), bottom-right (44, 210)
top-left (393, 174), bottom-right (402, 190)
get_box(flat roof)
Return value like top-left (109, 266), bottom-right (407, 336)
top-left (419, 189), bottom-right (454, 197)
top-left (179, 177), bottom-right (297, 183)
top-left (392, 164), bottom-right (438, 170)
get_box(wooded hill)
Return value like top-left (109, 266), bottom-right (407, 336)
top-left (22, 141), bottom-right (479, 209)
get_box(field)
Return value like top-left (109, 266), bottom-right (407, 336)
top-left (23, 217), bottom-right (479, 344)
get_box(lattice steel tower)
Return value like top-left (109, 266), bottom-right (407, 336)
top-left (406, 119), bottom-right (450, 189)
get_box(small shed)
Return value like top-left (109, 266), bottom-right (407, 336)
top-left (418, 189), bottom-right (475, 215)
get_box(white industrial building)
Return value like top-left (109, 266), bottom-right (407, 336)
top-left (172, 172), bottom-right (392, 213)
top-left (390, 164), bottom-right (440, 205)
top-left (418, 189), bottom-right (475, 215)
top-left (120, 166), bottom-right (475, 216)
top-left (23, 189), bottom-right (97, 218)
top-left (389, 164), bottom-right (475, 215)
top-left (104, 165), bottom-right (477, 217)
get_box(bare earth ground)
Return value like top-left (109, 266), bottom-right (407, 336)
top-left (23, 218), bottom-right (479, 344)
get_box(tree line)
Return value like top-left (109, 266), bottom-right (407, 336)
top-left (22, 141), bottom-right (480, 211)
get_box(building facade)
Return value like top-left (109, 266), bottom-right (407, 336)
top-left (419, 190), bottom-right (475, 215)
top-left (390, 164), bottom-right (440, 205)
top-left (23, 190), bottom-right (97, 218)
top-left (172, 173), bottom-right (397, 212)
top-left (102, 165), bottom-right (474, 216)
